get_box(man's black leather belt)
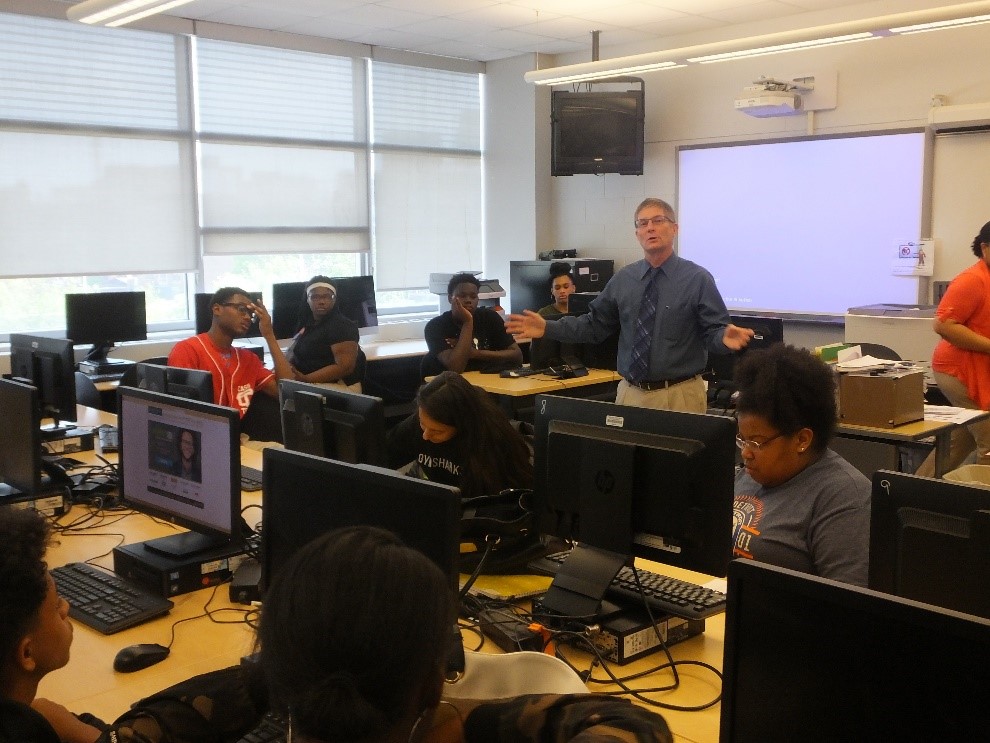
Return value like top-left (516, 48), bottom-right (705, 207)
top-left (625, 374), bottom-right (698, 391)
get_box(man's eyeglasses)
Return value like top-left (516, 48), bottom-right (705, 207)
top-left (221, 303), bottom-right (254, 316)
top-left (634, 216), bottom-right (675, 228)
top-left (308, 291), bottom-right (335, 301)
top-left (735, 433), bottom-right (783, 452)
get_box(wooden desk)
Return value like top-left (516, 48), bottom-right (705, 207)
top-left (836, 410), bottom-right (990, 477)
top-left (38, 410), bottom-right (264, 722)
top-left (461, 368), bottom-right (621, 416)
top-left (41, 407), bottom-right (723, 741)
top-left (468, 563), bottom-right (725, 743)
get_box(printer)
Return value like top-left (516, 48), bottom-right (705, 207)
top-left (844, 304), bottom-right (938, 378)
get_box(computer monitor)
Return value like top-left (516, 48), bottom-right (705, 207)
top-left (704, 314), bottom-right (785, 390)
top-left (260, 447), bottom-right (461, 592)
top-left (528, 313), bottom-right (584, 371)
top-left (271, 276), bottom-right (378, 340)
top-left (331, 275), bottom-right (378, 332)
top-left (117, 386), bottom-right (241, 558)
top-left (720, 559), bottom-right (990, 742)
top-left (563, 294), bottom-right (619, 370)
top-left (132, 364), bottom-right (214, 404)
top-left (869, 469), bottom-right (990, 619)
top-left (277, 380), bottom-right (387, 466)
top-left (0, 377), bottom-right (43, 496)
top-left (65, 291), bottom-right (147, 368)
top-left (532, 394), bottom-right (735, 616)
top-left (8, 334), bottom-right (77, 427)
top-left (194, 292), bottom-right (262, 336)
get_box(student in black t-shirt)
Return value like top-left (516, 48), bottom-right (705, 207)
top-left (421, 273), bottom-right (522, 377)
top-left (386, 371), bottom-right (532, 499)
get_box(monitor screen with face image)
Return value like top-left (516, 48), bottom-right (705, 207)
top-left (65, 291), bottom-right (147, 368)
top-left (260, 446), bottom-right (461, 593)
top-left (8, 334), bottom-right (78, 428)
top-left (194, 292), bottom-right (262, 336)
top-left (132, 364), bottom-right (214, 404)
top-left (278, 380), bottom-right (386, 466)
top-left (720, 559), bottom-right (990, 742)
top-left (869, 469), bottom-right (990, 619)
top-left (531, 394), bottom-right (735, 616)
top-left (117, 386), bottom-right (241, 558)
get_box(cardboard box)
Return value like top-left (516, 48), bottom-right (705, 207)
top-left (839, 369), bottom-right (925, 428)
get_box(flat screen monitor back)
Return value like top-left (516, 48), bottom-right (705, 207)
top-left (278, 380), bottom-right (386, 466)
top-left (8, 334), bottom-right (77, 425)
top-left (0, 377), bottom-right (42, 496)
top-left (261, 447), bottom-right (461, 592)
top-left (331, 275), bottom-right (378, 329)
top-left (533, 394), bottom-right (736, 577)
top-left (194, 292), bottom-right (262, 336)
top-left (721, 559), bottom-right (990, 742)
top-left (705, 314), bottom-right (785, 386)
top-left (134, 364), bottom-right (214, 404)
top-left (869, 469), bottom-right (990, 618)
top-left (64, 291), bottom-right (147, 363)
top-left (271, 281), bottom-right (307, 340)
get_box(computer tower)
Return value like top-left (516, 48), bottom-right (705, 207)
top-left (509, 259), bottom-right (613, 315)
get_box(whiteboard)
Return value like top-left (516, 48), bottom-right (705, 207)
top-left (931, 130), bottom-right (990, 282)
top-left (677, 132), bottom-right (926, 317)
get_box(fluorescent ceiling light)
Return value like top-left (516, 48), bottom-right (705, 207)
top-left (688, 33), bottom-right (876, 64)
top-left (67, 0), bottom-right (196, 27)
top-left (889, 13), bottom-right (990, 34)
top-left (525, 1), bottom-right (990, 85)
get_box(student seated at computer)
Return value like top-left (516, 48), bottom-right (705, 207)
top-left (386, 372), bottom-right (532, 499)
top-left (258, 524), bottom-right (673, 743)
top-left (732, 344), bottom-right (871, 586)
top-left (0, 508), bottom-right (103, 743)
top-left (536, 262), bottom-right (577, 317)
top-left (421, 273), bottom-right (522, 377)
top-left (284, 275), bottom-right (364, 392)
top-left (168, 287), bottom-right (293, 419)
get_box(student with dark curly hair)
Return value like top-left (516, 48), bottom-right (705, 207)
top-left (386, 371), bottom-right (533, 499)
top-left (258, 525), bottom-right (673, 743)
top-left (731, 344), bottom-right (870, 586)
top-left (0, 509), bottom-right (102, 743)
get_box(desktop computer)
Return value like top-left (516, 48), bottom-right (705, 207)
top-left (113, 539), bottom-right (252, 598)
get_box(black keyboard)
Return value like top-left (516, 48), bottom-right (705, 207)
top-left (241, 465), bottom-right (263, 492)
top-left (52, 562), bottom-right (173, 635)
top-left (499, 367), bottom-right (542, 378)
top-left (237, 713), bottom-right (286, 743)
top-left (529, 551), bottom-right (727, 620)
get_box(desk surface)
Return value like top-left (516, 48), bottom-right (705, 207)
top-left (461, 368), bottom-right (621, 397)
top-left (40, 407), bottom-right (722, 743)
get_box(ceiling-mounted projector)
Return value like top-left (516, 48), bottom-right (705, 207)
top-left (734, 91), bottom-right (801, 117)
top-left (734, 77), bottom-right (803, 117)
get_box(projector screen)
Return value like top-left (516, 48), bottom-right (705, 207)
top-left (677, 131), bottom-right (927, 317)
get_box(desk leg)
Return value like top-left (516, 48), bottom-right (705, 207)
top-left (933, 429), bottom-right (953, 478)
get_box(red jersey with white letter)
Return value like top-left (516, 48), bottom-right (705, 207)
top-left (168, 334), bottom-right (274, 417)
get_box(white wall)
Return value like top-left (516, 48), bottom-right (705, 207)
top-left (485, 22), bottom-right (990, 348)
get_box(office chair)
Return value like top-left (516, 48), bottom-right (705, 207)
top-left (74, 372), bottom-right (103, 409)
top-left (847, 343), bottom-right (901, 361)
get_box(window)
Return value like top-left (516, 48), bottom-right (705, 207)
top-left (0, 12), bottom-right (482, 339)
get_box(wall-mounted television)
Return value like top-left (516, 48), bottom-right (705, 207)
top-left (551, 88), bottom-right (645, 176)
